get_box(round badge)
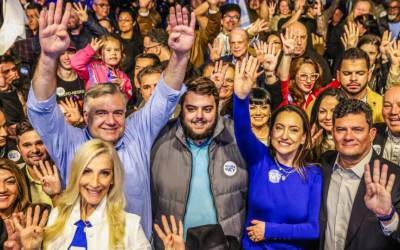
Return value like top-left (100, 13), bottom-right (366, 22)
top-left (373, 144), bottom-right (382, 155)
top-left (7, 150), bottom-right (21, 162)
top-left (56, 87), bottom-right (66, 97)
top-left (223, 161), bottom-right (237, 177)
top-left (268, 169), bottom-right (281, 184)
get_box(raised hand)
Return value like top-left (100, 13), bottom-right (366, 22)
top-left (341, 22), bottom-right (359, 50)
top-left (90, 37), bottom-right (104, 52)
top-left (312, 33), bottom-right (326, 56)
top-left (380, 30), bottom-right (392, 63)
top-left (59, 96), bottom-right (83, 126)
top-left (268, 1), bottom-right (276, 18)
top-left (154, 215), bottom-right (185, 250)
top-left (208, 38), bottom-right (223, 62)
top-left (364, 160), bottom-right (396, 218)
top-left (262, 42), bottom-right (281, 72)
top-left (168, 5), bottom-right (196, 57)
top-left (33, 161), bottom-right (62, 198)
top-left (234, 56), bottom-right (259, 99)
top-left (39, 0), bottom-right (71, 58)
top-left (209, 60), bottom-right (229, 90)
top-left (280, 27), bottom-right (296, 56)
top-left (72, 2), bottom-right (88, 23)
top-left (246, 219), bottom-right (265, 242)
top-left (3, 218), bottom-right (22, 250)
top-left (248, 19), bottom-right (270, 36)
top-left (388, 40), bottom-right (400, 66)
top-left (12, 205), bottom-right (49, 250)
top-left (310, 123), bottom-right (324, 149)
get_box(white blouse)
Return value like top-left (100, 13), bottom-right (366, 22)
top-left (45, 198), bottom-right (151, 250)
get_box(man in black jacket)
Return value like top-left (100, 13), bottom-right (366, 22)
top-left (320, 99), bottom-right (400, 250)
top-left (373, 85), bottom-right (400, 166)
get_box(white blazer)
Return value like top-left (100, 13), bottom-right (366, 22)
top-left (45, 198), bottom-right (151, 250)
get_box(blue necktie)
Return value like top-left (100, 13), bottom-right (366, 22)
top-left (68, 220), bottom-right (92, 250)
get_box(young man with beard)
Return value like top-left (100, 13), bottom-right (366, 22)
top-left (151, 77), bottom-right (247, 249)
top-left (16, 121), bottom-right (59, 207)
top-left (335, 48), bottom-right (384, 123)
top-left (373, 85), bottom-right (400, 166)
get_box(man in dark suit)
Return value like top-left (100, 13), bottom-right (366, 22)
top-left (320, 99), bottom-right (400, 250)
top-left (373, 85), bottom-right (400, 166)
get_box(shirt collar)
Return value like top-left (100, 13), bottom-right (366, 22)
top-left (24, 165), bottom-right (41, 184)
top-left (334, 148), bottom-right (373, 178)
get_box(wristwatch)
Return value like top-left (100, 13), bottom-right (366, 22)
top-left (377, 206), bottom-right (395, 222)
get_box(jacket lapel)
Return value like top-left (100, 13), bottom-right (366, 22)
top-left (344, 153), bottom-right (378, 247)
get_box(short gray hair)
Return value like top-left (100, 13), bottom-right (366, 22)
top-left (83, 83), bottom-right (127, 112)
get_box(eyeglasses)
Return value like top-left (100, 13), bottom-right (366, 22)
top-left (298, 73), bottom-right (320, 81)
top-left (94, 3), bottom-right (110, 8)
top-left (223, 15), bottom-right (240, 21)
top-left (143, 43), bottom-right (161, 52)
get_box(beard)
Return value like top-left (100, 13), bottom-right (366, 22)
top-left (181, 116), bottom-right (218, 141)
top-left (388, 14), bottom-right (399, 21)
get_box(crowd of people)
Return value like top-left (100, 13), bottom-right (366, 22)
top-left (1, 0), bottom-right (400, 249)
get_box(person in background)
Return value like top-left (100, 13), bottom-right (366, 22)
top-left (143, 28), bottom-right (171, 62)
top-left (233, 56), bottom-right (322, 249)
top-left (16, 121), bottom-right (59, 207)
top-left (117, 8), bottom-right (143, 80)
top-left (71, 35), bottom-right (133, 99)
top-left (136, 65), bottom-right (162, 109)
top-left (334, 48), bottom-right (384, 123)
top-left (249, 87), bottom-right (272, 146)
top-left (68, 2), bottom-right (108, 50)
top-left (373, 85), bottom-right (400, 166)
top-left (309, 88), bottom-right (347, 160)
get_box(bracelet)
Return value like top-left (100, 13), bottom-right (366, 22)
top-left (377, 206), bottom-right (395, 222)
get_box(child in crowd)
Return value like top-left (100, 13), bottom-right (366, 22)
top-left (71, 35), bottom-right (133, 99)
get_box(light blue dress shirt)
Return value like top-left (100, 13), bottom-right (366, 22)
top-left (183, 139), bottom-right (218, 238)
top-left (27, 74), bottom-right (185, 239)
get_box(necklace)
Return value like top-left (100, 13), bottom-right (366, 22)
top-left (274, 157), bottom-right (296, 181)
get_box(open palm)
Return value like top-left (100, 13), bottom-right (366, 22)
top-left (234, 56), bottom-right (259, 99)
top-left (168, 5), bottom-right (196, 56)
top-left (39, 1), bottom-right (71, 58)
top-left (13, 206), bottom-right (49, 250)
top-left (364, 160), bottom-right (395, 216)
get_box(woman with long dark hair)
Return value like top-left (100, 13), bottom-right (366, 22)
top-left (233, 56), bottom-right (322, 249)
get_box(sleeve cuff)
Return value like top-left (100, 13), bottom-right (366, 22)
top-left (156, 73), bottom-right (187, 100)
top-left (381, 212), bottom-right (399, 236)
top-left (27, 86), bottom-right (57, 113)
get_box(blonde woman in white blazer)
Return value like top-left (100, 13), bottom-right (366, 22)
top-left (12, 139), bottom-right (151, 250)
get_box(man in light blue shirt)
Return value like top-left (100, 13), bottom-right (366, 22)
top-left (26, 0), bottom-right (195, 239)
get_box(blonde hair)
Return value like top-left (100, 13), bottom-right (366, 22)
top-left (44, 139), bottom-right (126, 250)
